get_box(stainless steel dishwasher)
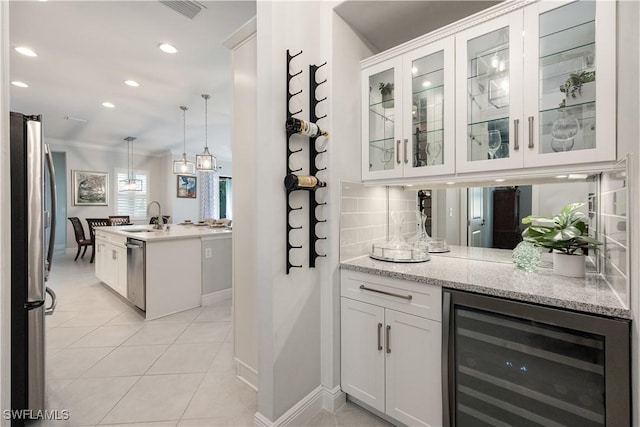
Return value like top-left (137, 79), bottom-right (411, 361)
top-left (126, 238), bottom-right (146, 311)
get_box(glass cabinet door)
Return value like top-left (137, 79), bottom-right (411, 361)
top-left (456, 13), bottom-right (524, 173)
top-left (362, 58), bottom-right (403, 180)
top-left (523, 0), bottom-right (616, 168)
top-left (403, 37), bottom-right (455, 177)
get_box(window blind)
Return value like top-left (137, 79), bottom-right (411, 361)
top-left (116, 169), bottom-right (148, 220)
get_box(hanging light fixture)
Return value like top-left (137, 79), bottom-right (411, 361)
top-left (173, 105), bottom-right (196, 174)
top-left (119, 136), bottom-right (143, 192)
top-left (196, 94), bottom-right (217, 172)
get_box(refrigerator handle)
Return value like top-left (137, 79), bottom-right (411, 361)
top-left (45, 286), bottom-right (57, 316)
top-left (44, 144), bottom-right (57, 275)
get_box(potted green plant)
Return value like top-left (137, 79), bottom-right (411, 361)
top-left (379, 82), bottom-right (394, 108)
top-left (559, 71), bottom-right (595, 106)
top-left (521, 202), bottom-right (602, 278)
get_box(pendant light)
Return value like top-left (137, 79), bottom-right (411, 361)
top-left (119, 136), bottom-right (142, 192)
top-left (173, 105), bottom-right (195, 174)
top-left (196, 94), bottom-right (217, 172)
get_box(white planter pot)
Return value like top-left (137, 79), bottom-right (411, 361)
top-left (553, 252), bottom-right (585, 278)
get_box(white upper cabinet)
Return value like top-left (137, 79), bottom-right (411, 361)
top-left (455, 12), bottom-right (525, 173)
top-left (522, 0), bottom-right (616, 168)
top-left (362, 0), bottom-right (616, 181)
top-left (362, 37), bottom-right (455, 180)
top-left (456, 0), bottom-right (615, 173)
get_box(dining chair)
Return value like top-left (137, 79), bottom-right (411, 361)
top-left (85, 218), bottom-right (110, 263)
top-left (68, 217), bottom-right (92, 261)
top-left (108, 215), bottom-right (130, 226)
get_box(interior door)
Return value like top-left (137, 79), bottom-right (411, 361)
top-left (467, 187), bottom-right (485, 246)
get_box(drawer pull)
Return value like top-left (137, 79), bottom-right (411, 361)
top-left (386, 325), bottom-right (391, 354)
top-left (404, 139), bottom-right (408, 164)
top-left (359, 284), bottom-right (412, 300)
top-left (528, 116), bottom-right (534, 149)
top-left (377, 322), bottom-right (383, 351)
top-left (513, 119), bottom-right (520, 151)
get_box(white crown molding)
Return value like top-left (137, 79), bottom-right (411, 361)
top-left (361, 0), bottom-right (534, 68)
top-left (223, 16), bottom-right (257, 50)
top-left (46, 137), bottom-right (167, 158)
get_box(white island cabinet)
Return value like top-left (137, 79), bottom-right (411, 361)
top-left (340, 269), bottom-right (442, 427)
top-left (95, 225), bottom-right (232, 320)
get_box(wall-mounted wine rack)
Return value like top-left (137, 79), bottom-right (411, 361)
top-left (285, 49), bottom-right (328, 274)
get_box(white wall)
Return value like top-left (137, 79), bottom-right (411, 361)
top-left (46, 139), bottom-right (167, 249)
top-left (0, 2), bottom-right (10, 422)
top-left (225, 18), bottom-right (259, 390)
top-left (616, 1), bottom-right (640, 424)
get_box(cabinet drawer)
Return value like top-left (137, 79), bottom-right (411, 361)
top-left (341, 270), bottom-right (441, 321)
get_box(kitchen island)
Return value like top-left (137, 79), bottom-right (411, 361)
top-left (94, 224), bottom-right (232, 320)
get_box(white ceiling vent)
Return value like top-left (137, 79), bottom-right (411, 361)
top-left (160, 1), bottom-right (206, 20)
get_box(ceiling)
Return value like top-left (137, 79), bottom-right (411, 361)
top-left (9, 0), bottom-right (256, 160)
top-left (334, 1), bottom-right (501, 53)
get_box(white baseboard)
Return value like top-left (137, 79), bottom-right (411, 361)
top-left (201, 288), bottom-right (232, 306)
top-left (322, 385), bottom-right (346, 413)
top-left (235, 358), bottom-right (258, 391)
top-left (254, 385), bottom-right (345, 426)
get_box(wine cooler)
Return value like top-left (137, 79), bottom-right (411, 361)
top-left (443, 290), bottom-right (630, 427)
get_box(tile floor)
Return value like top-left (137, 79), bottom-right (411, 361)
top-left (39, 252), bottom-right (390, 426)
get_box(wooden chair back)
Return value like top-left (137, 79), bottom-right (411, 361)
top-left (85, 218), bottom-right (110, 242)
top-left (68, 217), bottom-right (87, 242)
top-left (109, 215), bottom-right (130, 226)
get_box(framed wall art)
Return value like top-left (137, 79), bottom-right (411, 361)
top-left (73, 170), bottom-right (108, 206)
top-left (177, 175), bottom-right (197, 198)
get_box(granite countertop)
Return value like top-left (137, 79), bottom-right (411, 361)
top-left (97, 224), bottom-right (232, 242)
top-left (340, 248), bottom-right (630, 319)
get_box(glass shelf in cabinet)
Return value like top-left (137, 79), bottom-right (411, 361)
top-left (539, 19), bottom-right (595, 59)
top-left (412, 84), bottom-right (444, 97)
top-left (369, 99), bottom-right (396, 109)
top-left (369, 137), bottom-right (395, 148)
top-left (467, 116), bottom-right (510, 129)
top-left (412, 67), bottom-right (444, 81)
top-left (469, 46), bottom-right (509, 79)
top-left (539, 100), bottom-right (595, 114)
top-left (539, 42), bottom-right (595, 67)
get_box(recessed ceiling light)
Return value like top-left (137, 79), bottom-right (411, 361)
top-left (405, 184), bottom-right (414, 187)
top-left (495, 178), bottom-right (505, 182)
top-left (15, 46), bottom-right (37, 57)
top-left (446, 181), bottom-right (455, 185)
top-left (124, 80), bottom-right (140, 87)
top-left (555, 175), bottom-right (568, 179)
top-left (159, 43), bottom-right (178, 54)
top-left (102, 102), bottom-right (115, 108)
top-left (11, 81), bottom-right (29, 88)
top-left (411, 67), bottom-right (418, 74)
top-left (422, 81), bottom-right (431, 87)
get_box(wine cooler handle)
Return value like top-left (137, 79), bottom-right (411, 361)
top-left (528, 116), bottom-right (534, 149)
top-left (396, 140), bottom-right (401, 165)
top-left (442, 291), bottom-right (452, 427)
top-left (404, 139), bottom-right (408, 164)
top-left (377, 322), bottom-right (383, 351)
top-left (386, 325), bottom-right (391, 354)
top-left (513, 119), bottom-right (520, 151)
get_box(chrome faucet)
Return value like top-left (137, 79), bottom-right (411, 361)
top-left (147, 201), bottom-right (163, 229)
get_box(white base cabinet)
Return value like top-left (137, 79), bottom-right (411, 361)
top-left (95, 230), bottom-right (127, 298)
top-left (341, 270), bottom-right (442, 426)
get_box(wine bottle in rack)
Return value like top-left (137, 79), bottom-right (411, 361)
top-left (285, 117), bottom-right (328, 138)
top-left (284, 174), bottom-right (326, 191)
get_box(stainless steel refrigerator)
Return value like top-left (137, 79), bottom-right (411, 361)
top-left (10, 112), bottom-right (57, 422)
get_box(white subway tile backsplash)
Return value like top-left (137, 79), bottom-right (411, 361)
top-left (342, 197), bottom-right (358, 213)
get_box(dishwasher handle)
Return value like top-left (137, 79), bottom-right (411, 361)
top-left (126, 243), bottom-right (144, 249)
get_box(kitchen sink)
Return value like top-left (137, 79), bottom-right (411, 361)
top-left (126, 229), bottom-right (158, 233)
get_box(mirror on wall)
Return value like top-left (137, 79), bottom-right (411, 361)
top-left (404, 178), bottom-right (597, 250)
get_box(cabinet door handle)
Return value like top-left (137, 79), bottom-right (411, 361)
top-left (359, 284), bottom-right (412, 300)
top-left (403, 139), bottom-right (408, 164)
top-left (377, 322), bottom-right (383, 351)
top-left (386, 325), bottom-right (391, 354)
top-left (513, 119), bottom-right (520, 151)
top-left (528, 116), bottom-right (534, 149)
top-left (396, 140), bottom-right (401, 164)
